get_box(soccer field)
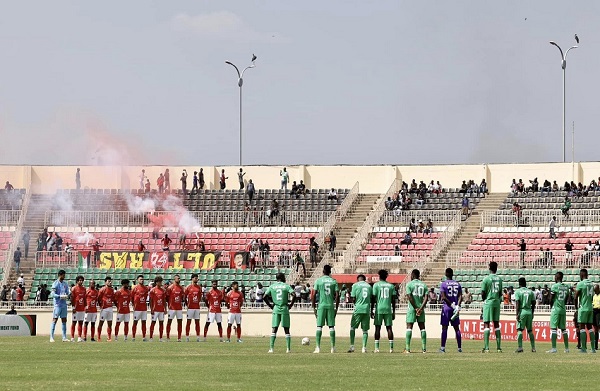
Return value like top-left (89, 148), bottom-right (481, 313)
top-left (0, 337), bottom-right (597, 390)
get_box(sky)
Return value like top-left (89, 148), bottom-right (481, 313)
top-left (0, 0), bottom-right (598, 166)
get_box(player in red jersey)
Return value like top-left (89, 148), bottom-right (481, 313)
top-left (114, 279), bottom-right (131, 341)
top-left (226, 281), bottom-right (244, 343)
top-left (83, 280), bottom-right (98, 341)
top-left (70, 276), bottom-right (86, 342)
top-left (166, 274), bottom-right (185, 341)
top-left (203, 279), bottom-right (225, 342)
top-left (131, 275), bottom-right (149, 341)
top-left (184, 274), bottom-right (203, 342)
top-left (149, 276), bottom-right (167, 342)
top-left (97, 276), bottom-right (115, 342)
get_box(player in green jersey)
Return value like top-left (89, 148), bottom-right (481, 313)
top-left (348, 274), bottom-right (373, 353)
top-left (481, 261), bottom-right (503, 353)
top-left (575, 268), bottom-right (596, 353)
top-left (371, 269), bottom-right (397, 353)
top-left (311, 265), bottom-right (340, 353)
top-left (263, 273), bottom-right (296, 353)
top-left (514, 277), bottom-right (536, 353)
top-left (547, 271), bottom-right (570, 353)
top-left (405, 269), bottom-right (428, 353)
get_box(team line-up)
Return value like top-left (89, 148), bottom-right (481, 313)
top-left (48, 262), bottom-right (599, 354)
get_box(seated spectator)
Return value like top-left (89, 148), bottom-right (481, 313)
top-left (461, 196), bottom-right (470, 217)
top-left (468, 180), bottom-right (479, 195)
top-left (424, 219), bottom-right (433, 234)
top-left (418, 181), bottom-right (427, 193)
top-left (400, 231), bottom-right (415, 247)
top-left (416, 193), bottom-right (425, 207)
top-left (528, 178), bottom-right (539, 193)
top-left (552, 181), bottom-right (559, 192)
top-left (428, 288), bottom-right (437, 305)
top-left (459, 180), bottom-right (468, 194)
top-left (290, 181), bottom-right (299, 198)
top-left (385, 197), bottom-right (394, 210)
top-left (137, 240), bottom-right (146, 252)
top-left (197, 240), bottom-right (206, 252)
top-left (394, 245), bottom-right (402, 256)
top-left (480, 179), bottom-right (488, 194)
top-left (510, 179), bottom-right (518, 195)
top-left (433, 181), bottom-right (442, 194)
top-left (327, 188), bottom-right (338, 201)
top-left (561, 197), bottom-right (571, 217)
top-left (541, 179), bottom-right (552, 194)
top-left (563, 181), bottom-right (571, 192)
top-left (297, 180), bottom-right (307, 195)
top-left (267, 199), bottom-right (279, 219)
top-left (516, 179), bottom-right (525, 193)
top-left (401, 181), bottom-right (409, 192)
top-left (427, 180), bottom-right (435, 193)
top-left (409, 179), bottom-right (418, 194)
top-left (417, 219), bottom-right (425, 233)
top-left (409, 218), bottom-right (418, 233)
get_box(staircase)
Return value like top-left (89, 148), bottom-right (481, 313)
top-left (6, 194), bottom-right (54, 292)
top-left (421, 193), bottom-right (508, 288)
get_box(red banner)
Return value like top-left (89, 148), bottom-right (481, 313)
top-left (229, 252), bottom-right (248, 269)
top-left (97, 251), bottom-right (220, 270)
top-left (460, 319), bottom-right (579, 342)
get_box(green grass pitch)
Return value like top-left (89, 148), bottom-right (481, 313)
top-left (0, 336), bottom-right (596, 390)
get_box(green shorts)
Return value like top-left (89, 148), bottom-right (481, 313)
top-left (317, 307), bottom-right (336, 327)
top-left (578, 310), bottom-right (594, 325)
top-left (272, 313), bottom-right (290, 328)
top-left (406, 309), bottom-right (425, 324)
top-left (550, 311), bottom-right (566, 330)
top-left (350, 313), bottom-right (370, 331)
top-left (374, 313), bottom-right (393, 327)
top-left (517, 312), bottom-right (533, 331)
top-left (483, 303), bottom-right (500, 323)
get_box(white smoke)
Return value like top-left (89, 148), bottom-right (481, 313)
top-left (51, 191), bottom-right (75, 225)
top-left (162, 195), bottom-right (201, 234)
top-left (124, 192), bottom-right (157, 214)
top-left (74, 231), bottom-right (95, 246)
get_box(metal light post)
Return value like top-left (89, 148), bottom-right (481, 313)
top-left (226, 54), bottom-right (257, 166)
top-left (549, 40), bottom-right (578, 163)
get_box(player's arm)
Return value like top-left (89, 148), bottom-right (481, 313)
top-left (417, 290), bottom-right (428, 315)
top-left (515, 296), bottom-right (521, 321)
top-left (405, 289), bottom-right (417, 310)
top-left (549, 291), bottom-right (555, 309)
top-left (391, 291), bottom-right (397, 320)
top-left (531, 296), bottom-right (535, 317)
top-left (457, 287), bottom-right (463, 307)
top-left (574, 287), bottom-right (581, 313)
top-left (225, 292), bottom-right (230, 309)
top-left (370, 290), bottom-right (376, 319)
top-left (149, 293), bottom-right (154, 314)
top-left (481, 279), bottom-right (488, 301)
top-left (311, 286), bottom-right (317, 317)
top-left (497, 281), bottom-right (503, 300)
top-left (334, 288), bottom-right (340, 314)
top-left (263, 291), bottom-right (274, 310)
top-left (440, 288), bottom-right (450, 306)
top-left (288, 291), bottom-right (297, 310)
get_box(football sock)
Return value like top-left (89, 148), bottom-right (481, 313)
top-left (405, 329), bottom-right (412, 351)
top-left (562, 330), bottom-right (569, 349)
top-left (61, 323), bottom-right (67, 340)
top-left (97, 326), bottom-right (102, 340)
top-left (227, 325), bottom-right (232, 339)
top-left (528, 332), bottom-right (535, 350)
top-left (166, 323), bottom-right (171, 339)
top-left (50, 322), bottom-right (56, 338)
top-left (551, 330), bottom-right (557, 349)
top-left (577, 327), bottom-right (581, 348)
top-left (91, 325), bottom-right (95, 339)
top-left (77, 324), bottom-right (82, 338)
top-left (237, 325), bottom-right (242, 339)
top-left (150, 323), bottom-right (155, 338)
top-left (141, 322), bottom-right (147, 338)
top-left (590, 331), bottom-right (596, 350)
top-left (455, 329), bottom-right (462, 349)
top-left (159, 324), bottom-right (163, 339)
top-left (107, 327), bottom-right (112, 339)
top-left (421, 330), bottom-right (427, 351)
top-left (517, 331), bottom-right (523, 348)
top-left (270, 333), bottom-right (276, 349)
top-left (217, 325), bottom-right (223, 338)
top-left (133, 322), bottom-right (138, 338)
top-left (195, 320), bottom-right (200, 336)
top-left (124, 322), bottom-right (129, 337)
top-left (177, 323), bottom-right (182, 339)
top-left (389, 340), bottom-right (394, 350)
top-left (186, 322), bottom-right (191, 337)
top-left (350, 328), bottom-right (356, 346)
top-left (580, 329), bottom-right (587, 350)
top-left (115, 323), bottom-right (120, 337)
top-left (71, 323), bottom-right (76, 339)
top-left (316, 327), bottom-right (322, 349)
top-left (329, 327), bottom-right (336, 348)
top-left (483, 328), bottom-right (490, 350)
top-left (375, 340), bottom-right (380, 350)
top-left (495, 329), bottom-right (501, 350)
top-left (441, 328), bottom-right (448, 348)
top-left (362, 332), bottom-right (368, 349)
top-left (285, 334), bottom-right (291, 350)
top-left (83, 325), bottom-right (88, 339)
top-left (204, 325), bottom-right (209, 338)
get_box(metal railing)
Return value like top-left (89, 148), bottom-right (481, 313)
top-left (1, 174), bottom-right (30, 286)
top-left (379, 210), bottom-right (461, 226)
top-left (45, 210), bottom-right (331, 228)
top-left (428, 212), bottom-right (463, 261)
top-left (444, 250), bottom-right (600, 269)
top-left (480, 209), bottom-right (600, 228)
top-left (0, 210), bottom-right (20, 226)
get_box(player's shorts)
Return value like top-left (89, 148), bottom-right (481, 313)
top-left (374, 313), bottom-right (393, 327)
top-left (316, 307), bottom-right (336, 327)
top-left (53, 306), bottom-right (67, 319)
top-left (482, 303), bottom-right (500, 323)
top-left (517, 312), bottom-right (533, 331)
top-left (152, 312), bottom-right (165, 322)
top-left (594, 309), bottom-right (600, 327)
top-left (72, 311), bottom-right (85, 322)
top-left (207, 312), bottom-right (222, 323)
top-left (116, 313), bottom-right (131, 323)
top-left (271, 313), bottom-right (290, 328)
top-left (186, 309), bottom-right (200, 320)
top-left (406, 309), bottom-right (425, 324)
top-left (550, 311), bottom-right (566, 330)
top-left (440, 307), bottom-right (459, 327)
top-left (85, 312), bottom-right (97, 323)
top-left (350, 312), bottom-right (370, 331)
top-left (578, 310), bottom-right (594, 325)
top-left (100, 308), bottom-right (114, 322)
top-left (228, 313), bottom-right (242, 325)
top-left (133, 311), bottom-right (147, 321)
top-left (168, 310), bottom-right (183, 320)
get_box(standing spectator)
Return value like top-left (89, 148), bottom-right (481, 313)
top-left (298, 180), bottom-right (307, 195)
top-left (565, 239), bottom-right (574, 266)
top-left (198, 168), bottom-right (205, 190)
top-left (144, 179), bottom-right (151, 193)
top-left (246, 180), bottom-right (255, 203)
top-left (6, 304), bottom-right (17, 315)
top-left (191, 171), bottom-right (199, 195)
top-left (424, 219), bottom-right (434, 235)
top-left (294, 251), bottom-right (306, 278)
top-left (14, 247), bottom-right (22, 274)
top-left (139, 169), bottom-right (147, 190)
top-left (180, 169), bottom-right (188, 195)
top-left (290, 181), bottom-right (299, 198)
top-left (157, 173), bottom-right (165, 193)
top-left (220, 169), bottom-right (228, 190)
top-left (238, 168), bottom-right (246, 190)
top-left (461, 196), bottom-right (470, 217)
top-left (480, 179), bottom-right (488, 194)
top-left (22, 230), bottom-right (30, 258)
top-left (328, 231), bottom-right (337, 254)
top-left (309, 237), bottom-right (319, 268)
top-left (394, 244), bottom-right (402, 256)
top-left (428, 288), bottom-right (438, 305)
top-left (137, 240), bottom-right (146, 252)
top-left (401, 231), bottom-right (414, 247)
top-left (0, 285), bottom-right (8, 302)
top-left (549, 216), bottom-right (557, 239)
top-left (5, 181), bottom-right (14, 190)
top-left (164, 169), bottom-right (171, 192)
top-left (16, 284), bottom-right (24, 305)
top-left (518, 239), bottom-right (526, 268)
top-left (161, 234), bottom-right (172, 251)
top-left (280, 168), bottom-right (289, 190)
top-left (17, 274), bottom-right (24, 287)
top-left (91, 241), bottom-right (103, 268)
top-left (75, 168), bottom-right (81, 190)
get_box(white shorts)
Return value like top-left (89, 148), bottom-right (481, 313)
top-left (72, 311), bottom-right (85, 322)
top-left (85, 313), bottom-right (97, 323)
top-left (100, 308), bottom-right (114, 322)
top-left (152, 312), bottom-right (165, 322)
top-left (168, 310), bottom-right (183, 320)
top-left (133, 311), bottom-right (147, 321)
top-left (207, 312), bottom-right (222, 323)
top-left (187, 309), bottom-right (200, 320)
top-left (228, 313), bottom-right (242, 325)
top-left (116, 313), bottom-right (131, 323)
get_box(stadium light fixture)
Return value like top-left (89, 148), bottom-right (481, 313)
top-left (549, 40), bottom-right (578, 163)
top-left (226, 55), bottom-right (257, 166)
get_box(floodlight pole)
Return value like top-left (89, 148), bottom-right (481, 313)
top-left (226, 57), bottom-right (256, 166)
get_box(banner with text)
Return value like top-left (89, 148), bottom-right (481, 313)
top-left (0, 315), bottom-right (37, 336)
top-left (97, 251), bottom-right (220, 270)
top-left (460, 319), bottom-right (579, 342)
top-left (366, 256), bottom-right (403, 263)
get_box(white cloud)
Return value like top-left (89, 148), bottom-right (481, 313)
top-left (170, 11), bottom-right (287, 43)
